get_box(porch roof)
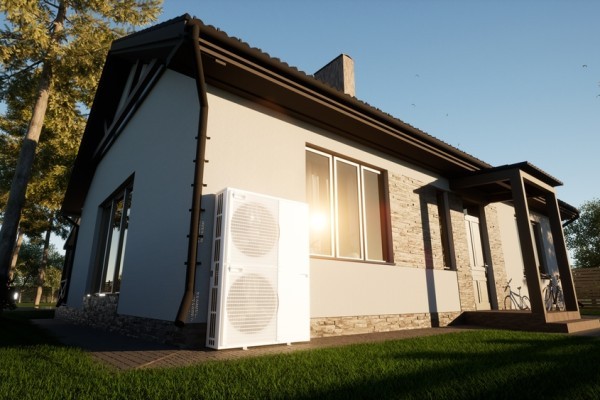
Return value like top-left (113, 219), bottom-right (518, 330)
top-left (450, 162), bottom-right (579, 221)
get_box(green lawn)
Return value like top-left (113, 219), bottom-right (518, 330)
top-left (581, 308), bottom-right (600, 316)
top-left (1, 310), bottom-right (599, 400)
top-left (15, 302), bottom-right (57, 309)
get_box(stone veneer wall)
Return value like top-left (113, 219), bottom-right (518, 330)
top-left (311, 312), bottom-right (462, 338)
top-left (55, 295), bottom-right (205, 348)
top-left (448, 193), bottom-right (477, 312)
top-left (389, 174), bottom-right (446, 270)
top-left (448, 200), bottom-right (509, 312)
top-left (56, 296), bottom-right (461, 342)
top-left (482, 204), bottom-right (509, 308)
top-left (388, 172), bottom-right (479, 313)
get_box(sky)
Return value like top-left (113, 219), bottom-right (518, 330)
top-left (2, 1), bottom-right (599, 252)
top-left (159, 0), bottom-right (600, 209)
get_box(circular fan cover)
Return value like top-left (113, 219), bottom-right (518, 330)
top-left (231, 202), bottom-right (279, 257)
top-left (227, 273), bottom-right (278, 334)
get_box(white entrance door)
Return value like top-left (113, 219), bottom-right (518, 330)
top-left (465, 215), bottom-right (491, 310)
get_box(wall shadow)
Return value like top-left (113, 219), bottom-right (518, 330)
top-left (414, 185), bottom-right (441, 327)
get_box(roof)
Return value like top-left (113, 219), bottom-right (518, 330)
top-left (62, 15), bottom-right (577, 220)
top-left (488, 162), bottom-right (563, 187)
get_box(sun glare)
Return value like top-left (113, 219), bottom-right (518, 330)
top-left (310, 212), bottom-right (328, 231)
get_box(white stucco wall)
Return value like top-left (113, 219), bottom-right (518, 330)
top-left (496, 203), bottom-right (529, 296)
top-left (69, 77), bottom-right (466, 324)
top-left (197, 85), bottom-right (461, 320)
top-left (310, 259), bottom-right (460, 316)
top-left (67, 69), bottom-right (199, 321)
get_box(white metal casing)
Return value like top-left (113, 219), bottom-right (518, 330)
top-left (206, 188), bottom-right (310, 349)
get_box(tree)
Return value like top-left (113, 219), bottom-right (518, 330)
top-left (564, 198), bottom-right (600, 268)
top-left (12, 239), bottom-right (64, 286)
top-left (11, 239), bottom-right (64, 303)
top-left (0, 0), bottom-right (162, 307)
top-left (1, 72), bottom-right (80, 307)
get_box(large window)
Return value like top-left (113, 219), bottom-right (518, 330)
top-left (306, 148), bottom-right (388, 262)
top-left (94, 180), bottom-right (133, 293)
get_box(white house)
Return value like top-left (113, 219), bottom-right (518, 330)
top-left (57, 15), bottom-right (593, 348)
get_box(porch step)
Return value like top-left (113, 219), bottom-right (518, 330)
top-left (547, 318), bottom-right (600, 333)
top-left (455, 311), bottom-right (600, 334)
top-left (544, 310), bottom-right (582, 322)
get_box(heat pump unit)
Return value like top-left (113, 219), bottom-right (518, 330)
top-left (206, 188), bottom-right (310, 350)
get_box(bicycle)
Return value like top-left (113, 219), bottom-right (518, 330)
top-left (503, 278), bottom-right (531, 310)
top-left (542, 274), bottom-right (565, 311)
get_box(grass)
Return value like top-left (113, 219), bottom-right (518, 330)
top-left (15, 302), bottom-right (57, 309)
top-left (581, 308), bottom-right (600, 316)
top-left (1, 310), bottom-right (599, 399)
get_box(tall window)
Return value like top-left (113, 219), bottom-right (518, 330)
top-left (306, 148), bottom-right (388, 262)
top-left (95, 181), bottom-right (133, 293)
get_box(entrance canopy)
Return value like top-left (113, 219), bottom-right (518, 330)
top-left (450, 162), bottom-right (580, 322)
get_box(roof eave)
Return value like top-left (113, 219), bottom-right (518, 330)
top-left (61, 16), bottom-right (195, 216)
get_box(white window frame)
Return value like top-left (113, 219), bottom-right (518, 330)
top-left (306, 147), bottom-right (387, 262)
top-left (93, 179), bottom-right (134, 294)
top-left (361, 166), bottom-right (384, 262)
top-left (334, 157), bottom-right (364, 260)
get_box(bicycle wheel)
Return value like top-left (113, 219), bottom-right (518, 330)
top-left (543, 287), bottom-right (552, 311)
top-left (521, 296), bottom-right (531, 310)
top-left (504, 295), bottom-right (513, 310)
top-left (556, 289), bottom-right (565, 311)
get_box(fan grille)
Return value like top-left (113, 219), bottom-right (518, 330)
top-left (231, 202), bottom-right (279, 258)
top-left (226, 273), bottom-right (278, 334)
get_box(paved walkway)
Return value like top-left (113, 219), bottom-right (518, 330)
top-left (32, 319), bottom-right (470, 370)
top-left (32, 318), bottom-right (600, 371)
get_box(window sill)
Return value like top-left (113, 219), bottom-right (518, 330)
top-left (309, 255), bottom-right (394, 266)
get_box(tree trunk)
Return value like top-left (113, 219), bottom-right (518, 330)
top-left (8, 229), bottom-right (24, 282)
top-left (0, 2), bottom-right (66, 298)
top-left (0, 61), bottom-right (51, 298)
top-left (34, 225), bottom-right (52, 308)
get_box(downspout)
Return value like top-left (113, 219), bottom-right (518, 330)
top-left (175, 19), bottom-right (209, 327)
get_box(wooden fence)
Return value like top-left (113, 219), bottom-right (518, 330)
top-left (573, 268), bottom-right (600, 309)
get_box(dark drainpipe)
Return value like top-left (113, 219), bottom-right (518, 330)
top-left (175, 19), bottom-right (209, 327)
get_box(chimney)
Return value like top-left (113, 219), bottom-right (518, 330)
top-left (314, 54), bottom-right (355, 97)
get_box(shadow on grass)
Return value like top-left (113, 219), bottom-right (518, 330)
top-left (0, 309), bottom-right (60, 347)
top-left (286, 333), bottom-right (600, 399)
top-left (2, 311), bottom-right (599, 399)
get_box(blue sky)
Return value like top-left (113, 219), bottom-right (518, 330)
top-left (161, 0), bottom-right (600, 208)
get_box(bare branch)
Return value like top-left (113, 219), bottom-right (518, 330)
top-left (43, 0), bottom-right (60, 9)
top-left (0, 61), bottom-right (44, 81)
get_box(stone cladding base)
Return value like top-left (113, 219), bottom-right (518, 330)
top-left (56, 296), bottom-right (462, 346)
top-left (55, 295), bottom-right (205, 348)
top-left (310, 311), bottom-right (462, 338)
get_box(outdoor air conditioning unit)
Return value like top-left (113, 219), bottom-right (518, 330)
top-left (206, 187), bottom-right (310, 350)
